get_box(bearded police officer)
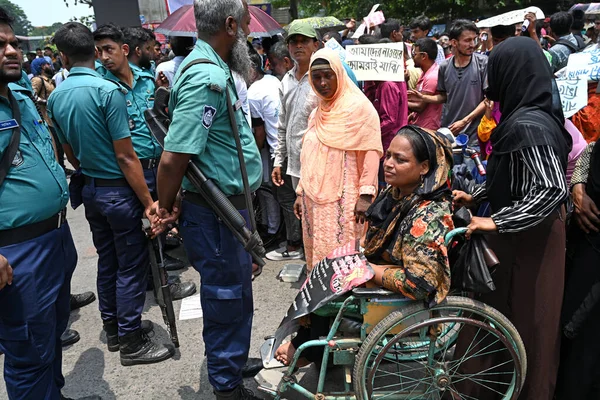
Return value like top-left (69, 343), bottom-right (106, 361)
top-left (155, 0), bottom-right (262, 398)
top-left (0, 8), bottom-right (79, 399)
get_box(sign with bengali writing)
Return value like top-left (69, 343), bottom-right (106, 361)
top-left (565, 49), bottom-right (600, 81)
top-left (476, 6), bottom-right (544, 28)
top-left (325, 38), bottom-right (347, 63)
top-left (345, 43), bottom-right (405, 82)
top-left (556, 78), bottom-right (588, 118)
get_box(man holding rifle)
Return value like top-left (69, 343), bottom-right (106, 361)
top-left (153, 0), bottom-right (262, 398)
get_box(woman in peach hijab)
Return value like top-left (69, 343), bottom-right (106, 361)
top-left (294, 49), bottom-right (383, 271)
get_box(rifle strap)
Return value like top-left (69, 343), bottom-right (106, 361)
top-left (0, 90), bottom-right (22, 188)
top-left (178, 57), bottom-right (258, 232)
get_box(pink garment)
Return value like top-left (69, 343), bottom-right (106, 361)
top-left (369, 81), bottom-right (408, 154)
top-left (410, 63), bottom-right (443, 131)
top-left (565, 119), bottom-right (587, 185)
top-left (300, 150), bottom-right (379, 270)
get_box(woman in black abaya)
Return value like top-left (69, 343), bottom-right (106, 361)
top-left (453, 36), bottom-right (572, 400)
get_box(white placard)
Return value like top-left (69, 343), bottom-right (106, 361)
top-left (179, 293), bottom-right (203, 320)
top-left (345, 43), bottom-right (404, 82)
top-left (556, 78), bottom-right (588, 118)
top-left (325, 38), bottom-right (347, 62)
top-left (476, 7), bottom-right (544, 28)
top-left (565, 49), bottom-right (600, 81)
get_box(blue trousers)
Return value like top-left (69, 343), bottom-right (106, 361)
top-left (0, 223), bottom-right (77, 400)
top-left (180, 200), bottom-right (253, 391)
top-left (82, 182), bottom-right (148, 336)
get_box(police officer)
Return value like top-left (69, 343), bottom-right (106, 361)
top-left (48, 22), bottom-right (174, 366)
top-left (93, 24), bottom-right (196, 300)
top-left (155, 0), bottom-right (262, 398)
top-left (0, 8), bottom-right (80, 399)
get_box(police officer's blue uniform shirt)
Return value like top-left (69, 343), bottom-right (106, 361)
top-left (47, 67), bottom-right (131, 179)
top-left (0, 87), bottom-right (68, 230)
top-left (101, 63), bottom-right (161, 160)
top-left (165, 39), bottom-right (262, 196)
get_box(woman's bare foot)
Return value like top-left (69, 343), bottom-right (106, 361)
top-left (275, 341), bottom-right (295, 365)
top-left (275, 341), bottom-right (310, 367)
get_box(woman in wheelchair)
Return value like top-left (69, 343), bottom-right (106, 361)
top-left (275, 125), bottom-right (455, 366)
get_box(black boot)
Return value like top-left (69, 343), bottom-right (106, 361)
top-left (70, 292), bottom-right (97, 311)
top-left (170, 281), bottom-right (196, 300)
top-left (119, 329), bottom-right (174, 366)
top-left (214, 385), bottom-right (261, 400)
top-left (61, 329), bottom-right (80, 347)
top-left (163, 254), bottom-right (187, 271)
top-left (104, 319), bottom-right (154, 352)
top-left (103, 319), bottom-right (119, 352)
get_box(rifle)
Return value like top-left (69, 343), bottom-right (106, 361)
top-left (143, 219), bottom-right (179, 348)
top-left (143, 84), bottom-right (266, 267)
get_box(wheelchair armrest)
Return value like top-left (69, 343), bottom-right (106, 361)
top-left (352, 287), bottom-right (402, 298)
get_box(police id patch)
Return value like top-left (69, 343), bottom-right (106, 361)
top-left (202, 105), bottom-right (217, 129)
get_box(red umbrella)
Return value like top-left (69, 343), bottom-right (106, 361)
top-left (155, 5), bottom-right (196, 37)
top-left (248, 6), bottom-right (284, 38)
top-left (156, 5), bottom-right (283, 38)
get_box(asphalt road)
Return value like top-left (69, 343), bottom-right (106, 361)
top-left (0, 202), bottom-right (316, 400)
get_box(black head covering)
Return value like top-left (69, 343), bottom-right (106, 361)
top-left (485, 37), bottom-right (572, 211)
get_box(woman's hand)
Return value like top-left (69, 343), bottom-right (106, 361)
top-left (355, 195), bottom-right (372, 224)
top-left (484, 98), bottom-right (494, 119)
top-left (466, 216), bottom-right (497, 239)
top-left (573, 183), bottom-right (600, 233)
top-left (452, 190), bottom-right (475, 209)
top-left (293, 196), bottom-right (303, 220)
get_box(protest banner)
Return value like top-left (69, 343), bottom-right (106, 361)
top-left (476, 6), bottom-right (544, 28)
top-left (565, 49), bottom-right (600, 81)
top-left (261, 240), bottom-right (375, 367)
top-left (556, 78), bottom-right (588, 118)
top-left (345, 43), bottom-right (405, 81)
top-left (325, 38), bottom-right (347, 63)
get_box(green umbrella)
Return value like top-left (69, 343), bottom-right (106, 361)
top-left (287, 16), bottom-right (346, 34)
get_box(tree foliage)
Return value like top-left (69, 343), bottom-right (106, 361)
top-left (0, 0), bottom-right (33, 35)
top-left (30, 22), bottom-right (64, 37)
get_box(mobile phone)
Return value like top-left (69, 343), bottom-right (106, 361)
top-left (481, 33), bottom-right (488, 41)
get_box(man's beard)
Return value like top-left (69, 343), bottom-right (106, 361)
top-left (139, 53), bottom-right (152, 70)
top-left (229, 28), bottom-right (252, 82)
top-left (0, 60), bottom-right (22, 84)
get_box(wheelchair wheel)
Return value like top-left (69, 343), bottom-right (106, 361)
top-left (353, 296), bottom-right (526, 400)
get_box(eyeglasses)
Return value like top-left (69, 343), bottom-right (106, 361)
top-left (411, 49), bottom-right (426, 57)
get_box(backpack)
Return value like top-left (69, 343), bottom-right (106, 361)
top-left (554, 38), bottom-right (579, 54)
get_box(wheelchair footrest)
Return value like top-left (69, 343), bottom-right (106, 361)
top-left (255, 369), bottom-right (284, 397)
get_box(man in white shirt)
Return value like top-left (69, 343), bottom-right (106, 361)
top-left (154, 36), bottom-right (194, 87)
top-left (248, 53), bottom-right (281, 241)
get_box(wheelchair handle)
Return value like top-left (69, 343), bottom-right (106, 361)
top-left (444, 227), bottom-right (468, 247)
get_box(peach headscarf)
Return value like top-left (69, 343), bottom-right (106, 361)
top-left (299, 48), bottom-right (383, 204)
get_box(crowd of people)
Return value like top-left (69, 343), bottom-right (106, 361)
top-left (1, 0), bottom-right (600, 399)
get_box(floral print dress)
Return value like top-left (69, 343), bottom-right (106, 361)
top-left (364, 189), bottom-right (454, 305)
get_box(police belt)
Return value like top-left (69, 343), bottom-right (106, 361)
top-left (140, 157), bottom-right (160, 170)
top-left (183, 190), bottom-right (247, 210)
top-left (0, 209), bottom-right (67, 247)
top-left (84, 176), bottom-right (129, 187)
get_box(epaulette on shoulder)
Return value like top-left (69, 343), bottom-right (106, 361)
top-left (209, 83), bottom-right (223, 93)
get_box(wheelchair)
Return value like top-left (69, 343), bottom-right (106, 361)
top-left (256, 228), bottom-right (527, 400)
